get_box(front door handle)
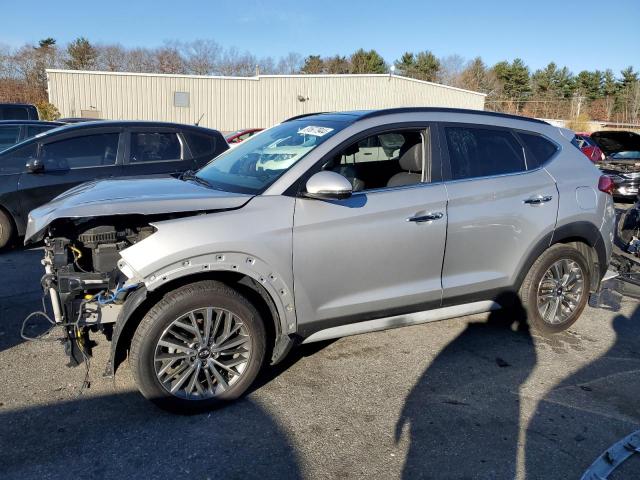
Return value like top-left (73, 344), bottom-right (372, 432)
top-left (407, 212), bottom-right (444, 223)
top-left (523, 195), bottom-right (553, 205)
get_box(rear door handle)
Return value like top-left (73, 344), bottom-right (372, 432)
top-left (523, 195), bottom-right (553, 205)
top-left (407, 212), bottom-right (444, 223)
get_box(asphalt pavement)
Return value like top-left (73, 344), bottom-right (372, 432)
top-left (0, 246), bottom-right (639, 479)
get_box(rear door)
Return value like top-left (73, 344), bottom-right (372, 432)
top-left (17, 129), bottom-right (123, 216)
top-left (439, 123), bottom-right (559, 304)
top-left (122, 128), bottom-right (192, 177)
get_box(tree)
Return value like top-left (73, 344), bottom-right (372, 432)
top-left (65, 37), bottom-right (97, 70)
top-left (182, 39), bottom-right (221, 75)
top-left (438, 54), bottom-right (464, 86)
top-left (492, 58), bottom-right (531, 112)
top-left (459, 57), bottom-right (494, 93)
top-left (324, 55), bottom-right (350, 74)
top-left (575, 70), bottom-right (603, 100)
top-left (393, 51), bottom-right (439, 81)
top-left (301, 55), bottom-right (324, 74)
top-left (155, 45), bottom-right (186, 74)
top-left (97, 44), bottom-right (128, 71)
top-left (349, 49), bottom-right (386, 74)
top-left (276, 52), bottom-right (302, 74)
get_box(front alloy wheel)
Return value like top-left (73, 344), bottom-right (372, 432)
top-left (154, 307), bottom-right (252, 400)
top-left (130, 281), bottom-right (266, 413)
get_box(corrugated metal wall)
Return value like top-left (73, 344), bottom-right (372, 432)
top-left (47, 70), bottom-right (486, 131)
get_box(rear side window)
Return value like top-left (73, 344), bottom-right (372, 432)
top-left (517, 133), bottom-right (558, 169)
top-left (184, 132), bottom-right (217, 158)
top-left (0, 106), bottom-right (30, 120)
top-left (130, 132), bottom-right (181, 163)
top-left (444, 126), bottom-right (525, 180)
top-left (0, 126), bottom-right (21, 151)
top-left (41, 133), bottom-right (119, 170)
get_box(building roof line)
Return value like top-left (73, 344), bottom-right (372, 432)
top-left (45, 69), bottom-right (486, 97)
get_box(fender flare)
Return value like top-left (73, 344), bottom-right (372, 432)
top-left (107, 252), bottom-right (296, 375)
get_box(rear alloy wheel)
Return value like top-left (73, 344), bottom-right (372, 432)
top-left (0, 210), bottom-right (13, 250)
top-left (130, 281), bottom-right (266, 413)
top-left (520, 244), bottom-right (591, 334)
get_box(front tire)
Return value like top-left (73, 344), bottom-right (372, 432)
top-left (520, 244), bottom-right (591, 334)
top-left (130, 280), bottom-right (266, 413)
top-left (0, 210), bottom-right (14, 250)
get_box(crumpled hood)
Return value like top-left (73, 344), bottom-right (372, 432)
top-left (25, 176), bottom-right (253, 243)
top-left (591, 131), bottom-right (640, 157)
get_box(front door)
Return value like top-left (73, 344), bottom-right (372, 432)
top-left (17, 131), bottom-right (122, 217)
top-left (292, 127), bottom-right (447, 334)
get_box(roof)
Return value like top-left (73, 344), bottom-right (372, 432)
top-left (46, 69), bottom-right (487, 97)
top-left (284, 108), bottom-right (549, 126)
top-left (0, 103), bottom-right (36, 107)
top-left (0, 120), bottom-right (63, 126)
top-left (39, 120), bottom-right (222, 134)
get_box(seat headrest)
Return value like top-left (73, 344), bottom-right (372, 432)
top-left (398, 141), bottom-right (422, 172)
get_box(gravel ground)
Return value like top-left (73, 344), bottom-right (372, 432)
top-left (0, 246), bottom-right (639, 480)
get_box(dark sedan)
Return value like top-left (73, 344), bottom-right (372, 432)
top-left (0, 121), bottom-right (228, 248)
top-left (0, 120), bottom-right (65, 152)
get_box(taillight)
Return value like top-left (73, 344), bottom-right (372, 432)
top-left (598, 175), bottom-right (615, 195)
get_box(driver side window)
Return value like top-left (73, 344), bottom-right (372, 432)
top-left (322, 129), bottom-right (429, 191)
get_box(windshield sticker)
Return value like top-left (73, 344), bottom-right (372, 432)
top-left (298, 126), bottom-right (334, 137)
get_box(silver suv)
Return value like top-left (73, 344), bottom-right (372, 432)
top-left (26, 108), bottom-right (615, 412)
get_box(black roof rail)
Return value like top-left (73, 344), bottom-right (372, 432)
top-left (358, 107), bottom-right (549, 125)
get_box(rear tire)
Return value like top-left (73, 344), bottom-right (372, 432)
top-left (130, 280), bottom-right (266, 413)
top-left (0, 210), bottom-right (14, 250)
top-left (519, 244), bottom-right (591, 334)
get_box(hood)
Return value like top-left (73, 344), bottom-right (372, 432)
top-left (25, 176), bottom-right (253, 243)
top-left (590, 131), bottom-right (640, 157)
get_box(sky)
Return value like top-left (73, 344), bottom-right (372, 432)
top-left (2, 0), bottom-right (639, 75)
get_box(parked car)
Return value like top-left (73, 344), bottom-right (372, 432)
top-left (0, 103), bottom-right (39, 120)
top-left (0, 120), bottom-right (65, 152)
top-left (25, 108), bottom-right (614, 412)
top-left (590, 130), bottom-right (640, 200)
top-left (571, 132), bottom-right (604, 163)
top-left (0, 121), bottom-right (227, 248)
top-left (225, 128), bottom-right (263, 145)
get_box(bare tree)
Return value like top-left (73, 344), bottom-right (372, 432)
top-left (96, 44), bottom-right (128, 71)
top-left (218, 47), bottom-right (256, 76)
top-left (276, 52), bottom-right (302, 74)
top-left (155, 44), bottom-right (186, 74)
top-left (438, 54), bottom-right (465, 87)
top-left (125, 48), bottom-right (157, 73)
top-left (181, 39), bottom-right (221, 75)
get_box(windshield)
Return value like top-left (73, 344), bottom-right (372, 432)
top-left (196, 119), bottom-right (346, 194)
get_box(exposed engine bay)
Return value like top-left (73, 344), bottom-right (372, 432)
top-left (38, 219), bottom-right (154, 366)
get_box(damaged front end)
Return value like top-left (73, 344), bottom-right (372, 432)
top-left (40, 220), bottom-right (154, 366)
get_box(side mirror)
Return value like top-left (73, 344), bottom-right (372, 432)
top-left (304, 171), bottom-right (353, 200)
top-left (26, 158), bottom-right (44, 173)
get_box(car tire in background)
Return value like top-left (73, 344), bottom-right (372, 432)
top-left (129, 280), bottom-right (266, 413)
top-left (0, 210), bottom-right (14, 249)
top-left (519, 244), bottom-right (591, 334)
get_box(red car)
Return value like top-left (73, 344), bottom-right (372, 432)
top-left (572, 132), bottom-right (605, 163)
top-left (225, 128), bottom-right (263, 145)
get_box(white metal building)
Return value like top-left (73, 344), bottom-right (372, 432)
top-left (46, 69), bottom-right (486, 131)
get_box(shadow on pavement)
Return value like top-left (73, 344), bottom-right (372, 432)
top-left (0, 248), bottom-right (45, 353)
top-left (525, 304), bottom-right (640, 479)
top-left (395, 293), bottom-right (536, 478)
top-left (0, 391), bottom-right (301, 480)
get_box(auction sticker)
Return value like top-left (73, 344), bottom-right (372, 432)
top-left (298, 126), bottom-right (334, 136)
